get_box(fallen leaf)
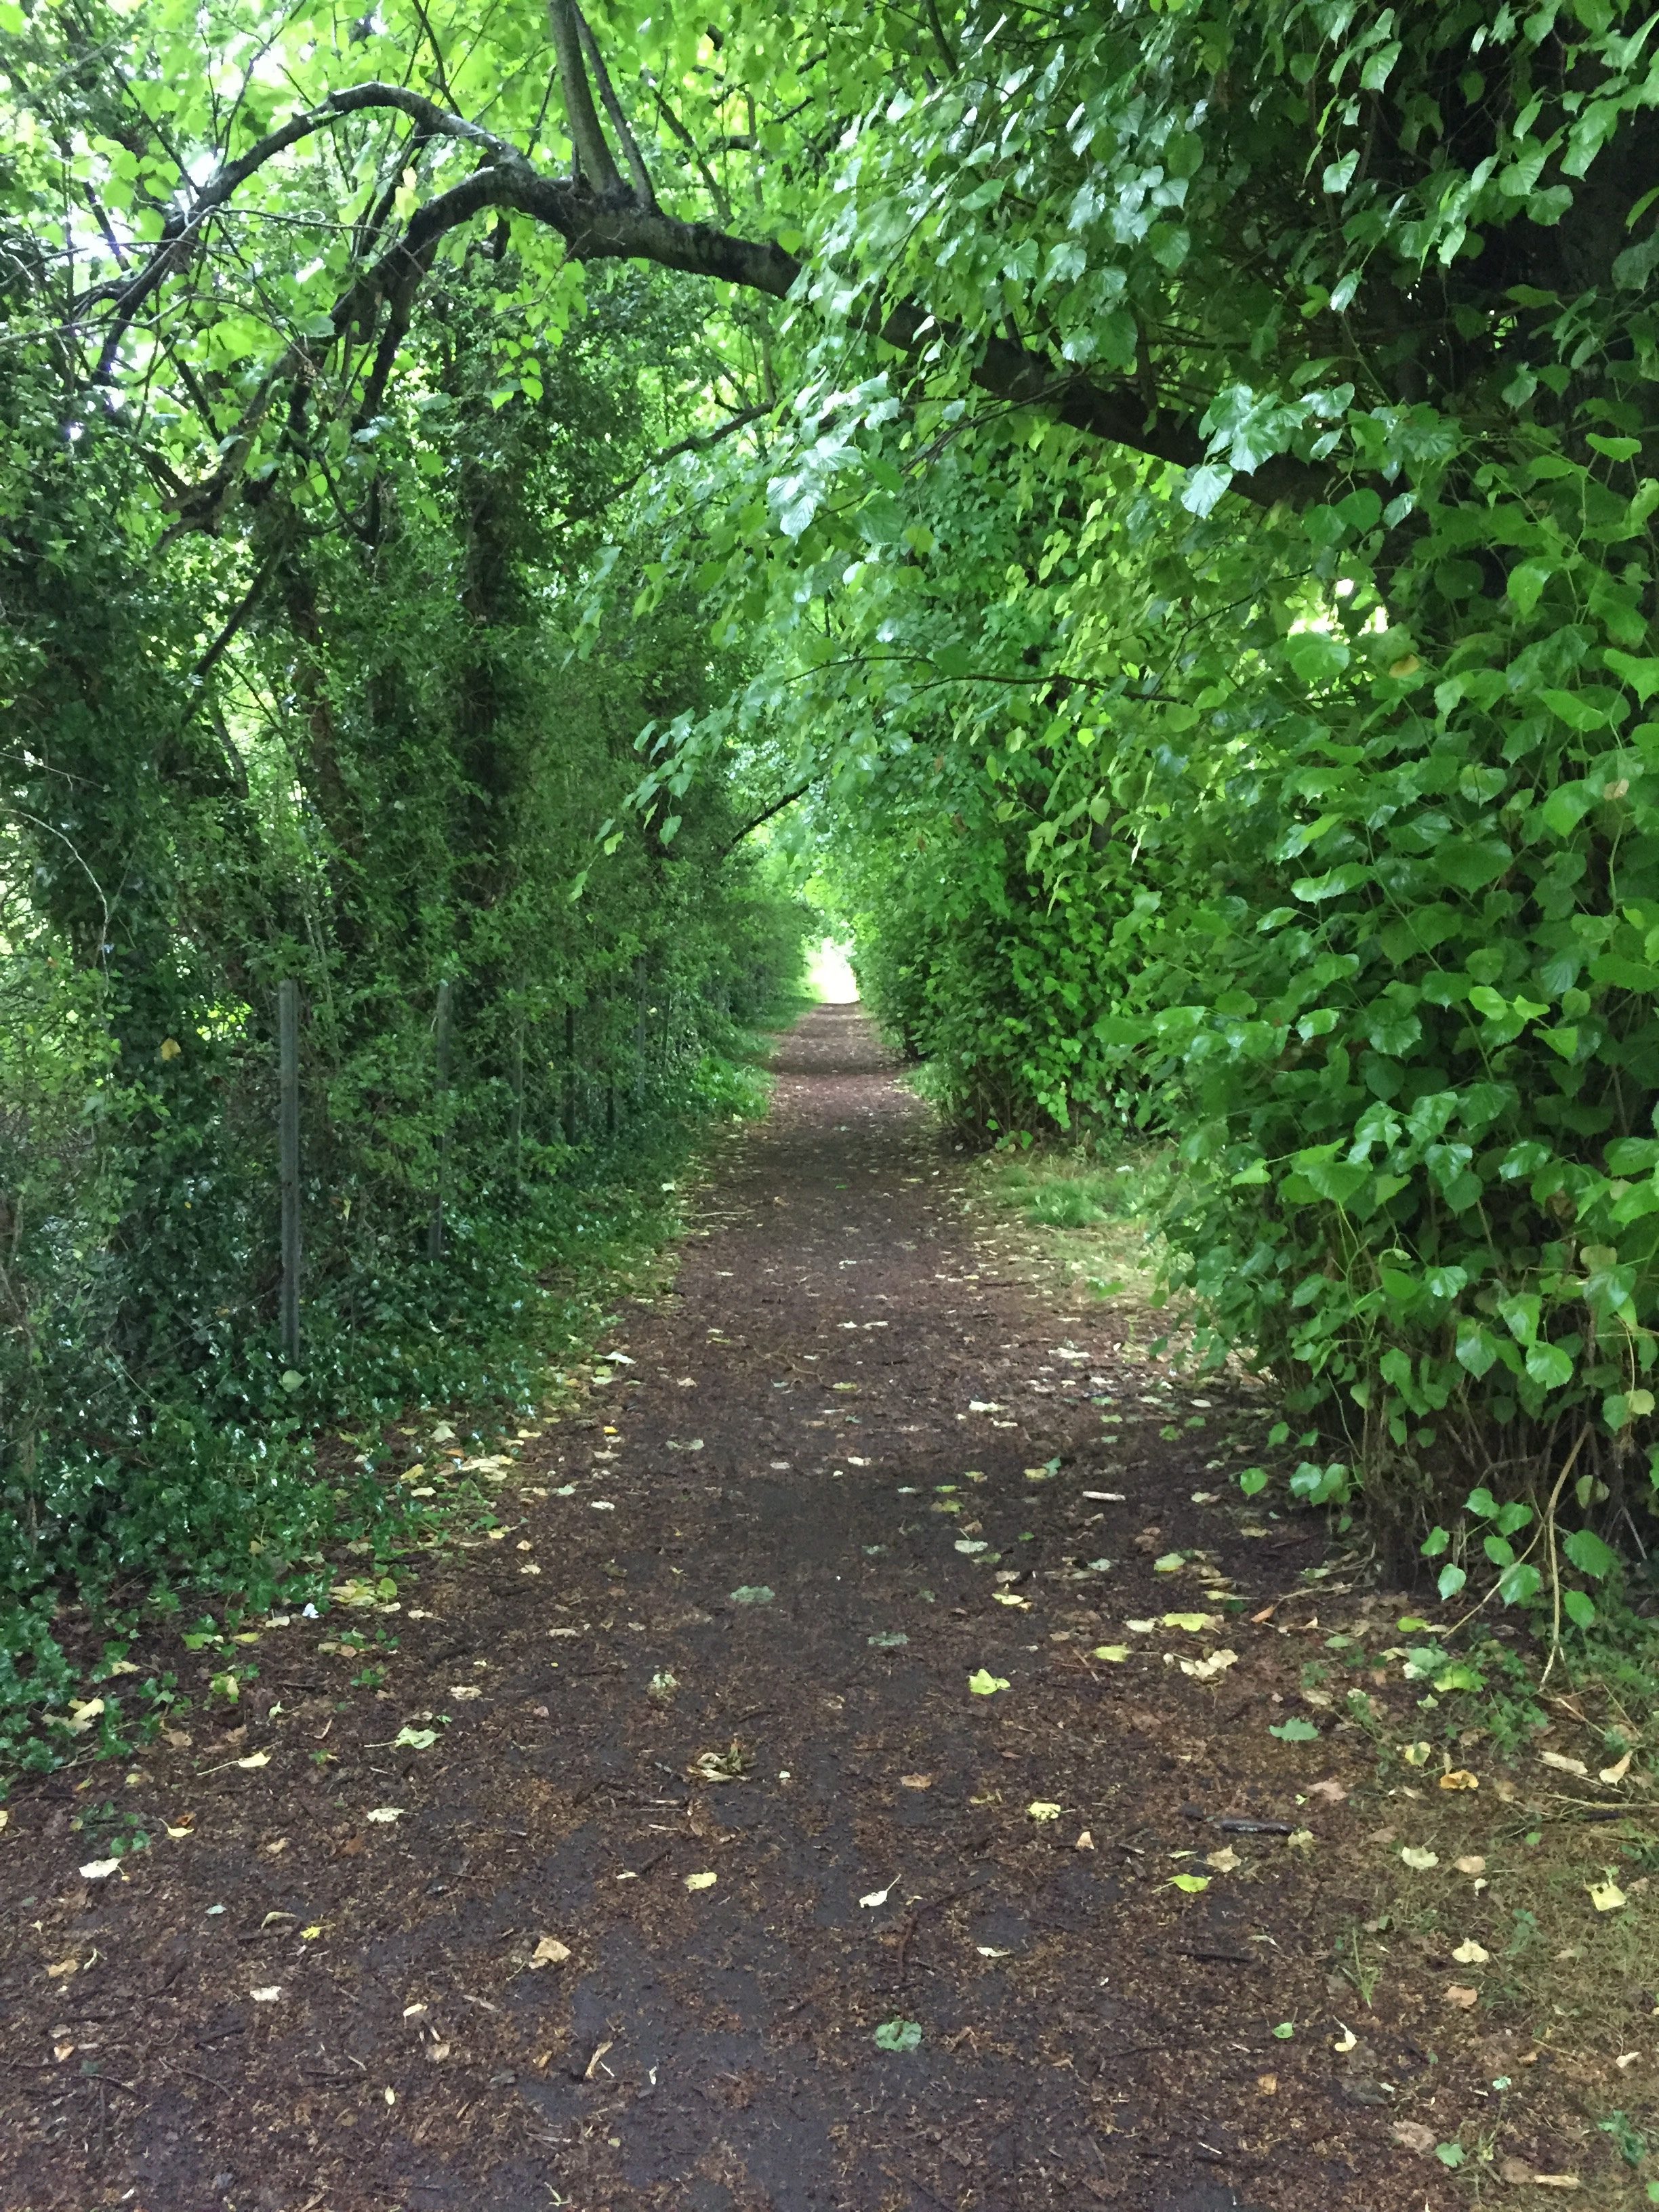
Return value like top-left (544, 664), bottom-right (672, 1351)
top-left (45, 1957), bottom-right (79, 1979)
top-left (859, 1880), bottom-right (897, 1908)
top-left (1443, 1984), bottom-right (1479, 2009)
top-left (249, 1986), bottom-right (282, 2003)
top-left (1599, 1750), bottom-right (1633, 1786)
top-left (79, 1859), bottom-right (121, 1881)
top-left (393, 1727), bottom-right (438, 1750)
top-left (968, 1670), bottom-right (1009, 1696)
top-left (1401, 1740), bottom-right (1433, 1767)
top-left (1451, 1939), bottom-right (1490, 1965)
top-left (1092, 1645), bottom-right (1131, 1662)
top-left (1332, 2026), bottom-right (1357, 2053)
top-left (976, 1944), bottom-right (1012, 1958)
top-left (898, 1774), bottom-right (933, 1790)
top-left (528, 1937), bottom-right (571, 1967)
top-left (365, 1806), bottom-right (404, 1824)
top-left (1391, 2120), bottom-right (1437, 2156)
top-left (729, 1585), bottom-right (774, 1605)
top-left (684, 1870), bottom-right (718, 1892)
top-left (1439, 1769), bottom-right (1479, 1792)
top-left (992, 1592), bottom-right (1030, 1609)
top-left (1169, 1872), bottom-right (1210, 1893)
top-left (1075, 1830), bottom-right (1094, 1851)
top-left (1497, 2156), bottom-right (1536, 2185)
top-left (1206, 1845), bottom-right (1241, 1872)
top-left (1125, 1618), bottom-right (1157, 1633)
top-left (1152, 1552), bottom-right (1185, 1573)
top-left (165, 1819), bottom-right (194, 1839)
top-left (1399, 1847), bottom-right (1439, 1871)
top-left (1539, 1750), bottom-right (1589, 1779)
top-left (1181, 1648), bottom-right (1238, 1681)
top-left (1162, 1612), bottom-right (1222, 1633)
top-left (1027, 1801), bottom-right (1061, 1822)
top-left (236, 1750), bottom-right (270, 1771)
top-left (1286, 1828), bottom-right (1315, 1853)
top-left (1308, 1778), bottom-right (1349, 1804)
top-left (1256, 2073), bottom-right (1278, 2094)
top-left (1529, 2177), bottom-right (1582, 2191)
top-left (1454, 1854), bottom-right (1487, 1875)
top-left (449, 1685), bottom-right (483, 1701)
top-left (1586, 1872), bottom-right (1628, 1912)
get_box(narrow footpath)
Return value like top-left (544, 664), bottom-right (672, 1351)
top-left (1, 1006), bottom-right (1449, 2212)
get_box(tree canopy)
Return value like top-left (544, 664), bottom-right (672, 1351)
top-left (4, 0), bottom-right (1659, 1677)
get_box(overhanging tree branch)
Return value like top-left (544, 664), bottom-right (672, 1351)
top-left (93, 78), bottom-right (1322, 515)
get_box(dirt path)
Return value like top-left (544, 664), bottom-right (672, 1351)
top-left (2, 1006), bottom-right (1454, 2212)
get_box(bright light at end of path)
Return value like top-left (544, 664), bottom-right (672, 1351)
top-left (808, 938), bottom-right (859, 1002)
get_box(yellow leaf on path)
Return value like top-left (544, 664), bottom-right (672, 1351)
top-left (1162, 1612), bottom-right (1222, 1633)
top-left (992, 1593), bottom-right (1029, 1609)
top-left (1169, 1872), bottom-right (1209, 1893)
top-left (1179, 1649), bottom-right (1238, 1680)
top-left (1451, 1939), bottom-right (1490, 1965)
top-left (365, 1806), bottom-right (403, 1824)
top-left (1256, 2073), bottom-right (1277, 2094)
top-left (1443, 1984), bottom-right (1479, 2009)
top-left (302, 1925), bottom-right (323, 1940)
top-left (0, 1808), bottom-right (8, 1830)
top-left (1587, 1872), bottom-right (1628, 1912)
top-left (898, 1774), bottom-right (933, 1790)
top-left (1599, 1750), bottom-right (1633, 1786)
top-left (1332, 2026), bottom-right (1357, 2053)
top-left (1093, 1645), bottom-right (1131, 1663)
top-left (79, 1859), bottom-right (120, 1880)
top-left (1075, 1830), bottom-right (1094, 1851)
top-left (1454, 1855), bottom-right (1486, 1875)
top-left (1308, 1778), bottom-right (1348, 1804)
top-left (45, 1957), bottom-right (80, 1979)
top-left (1400, 1741), bottom-right (1432, 1767)
top-left (165, 1820), bottom-right (194, 1839)
top-left (684, 1870), bottom-right (717, 1892)
top-left (1530, 2177), bottom-right (1583, 2192)
top-left (235, 1751), bottom-right (270, 1771)
top-left (529, 1937), bottom-right (571, 1967)
top-left (449, 1685), bottom-right (483, 1700)
top-left (1206, 1845), bottom-right (1241, 1872)
top-left (249, 1986), bottom-right (281, 2003)
top-left (1399, 1847), bottom-right (1439, 1871)
top-left (1438, 1769), bottom-right (1479, 1791)
top-left (967, 1670), bottom-right (1009, 1696)
top-left (1027, 1801), bottom-right (1061, 1822)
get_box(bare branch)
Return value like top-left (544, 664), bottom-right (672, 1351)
top-left (546, 0), bottom-right (624, 196)
top-left (575, 5), bottom-right (658, 210)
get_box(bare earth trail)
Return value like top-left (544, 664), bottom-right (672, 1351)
top-left (1, 1006), bottom-right (1443, 2212)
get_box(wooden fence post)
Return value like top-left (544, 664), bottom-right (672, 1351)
top-left (509, 1018), bottom-right (525, 1190)
top-left (277, 978), bottom-right (301, 1365)
top-left (428, 979), bottom-right (453, 1261)
top-left (562, 1002), bottom-right (577, 1147)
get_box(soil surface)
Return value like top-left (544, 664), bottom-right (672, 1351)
top-left (1, 1006), bottom-right (1504, 2210)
